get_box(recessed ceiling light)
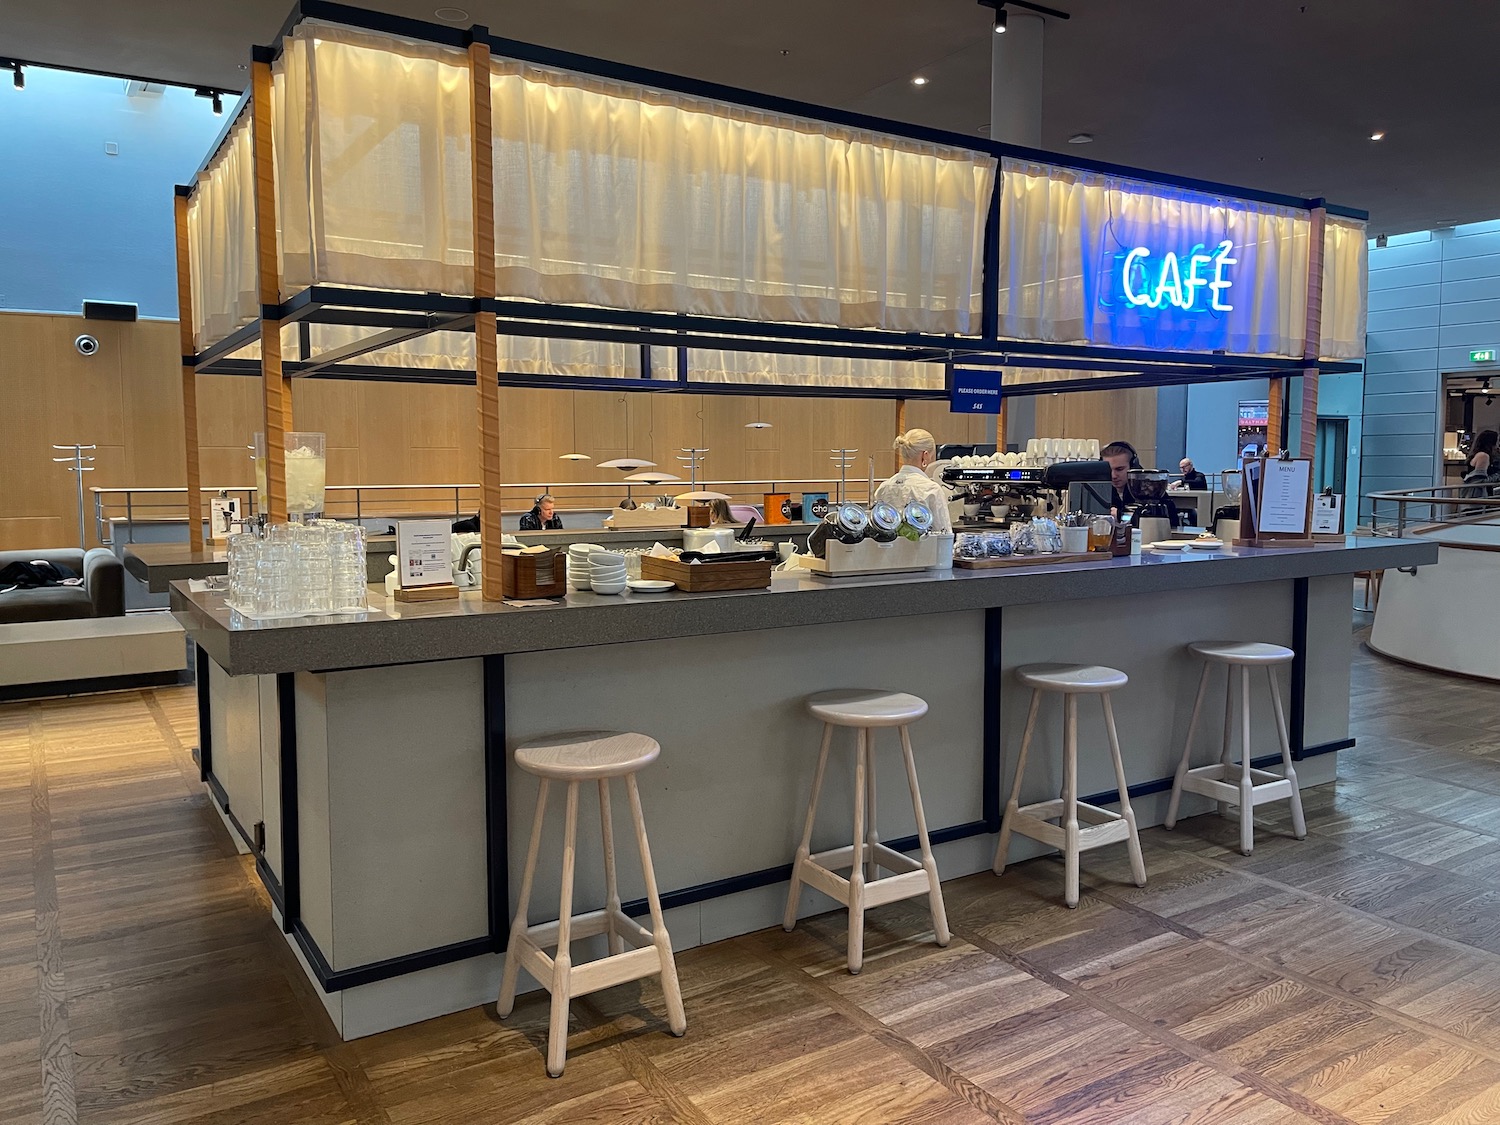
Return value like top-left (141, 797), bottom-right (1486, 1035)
top-left (1370, 130), bottom-right (1385, 141)
top-left (434, 6), bottom-right (470, 22)
top-left (1068, 133), bottom-right (1094, 145)
top-left (911, 75), bottom-right (929, 86)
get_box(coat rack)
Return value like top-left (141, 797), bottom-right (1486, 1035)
top-left (52, 444), bottom-right (96, 549)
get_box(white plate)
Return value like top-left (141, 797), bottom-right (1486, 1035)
top-left (627, 579), bottom-right (675, 592)
top-left (1185, 539), bottom-right (1224, 550)
top-left (1148, 541), bottom-right (1187, 551)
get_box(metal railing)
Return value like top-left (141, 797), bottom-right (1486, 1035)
top-left (1366, 485), bottom-right (1500, 540)
top-left (91, 477), bottom-right (858, 545)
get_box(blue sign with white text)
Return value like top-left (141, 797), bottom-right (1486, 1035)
top-left (949, 369), bottom-right (1003, 414)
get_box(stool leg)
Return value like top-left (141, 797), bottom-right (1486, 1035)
top-left (1238, 667), bottom-right (1255, 857)
top-left (1102, 693), bottom-right (1147, 889)
top-left (1267, 665), bottom-right (1307, 840)
top-left (598, 779), bottom-right (624, 957)
top-left (627, 774), bottom-right (687, 1036)
top-left (899, 723), bottom-right (950, 947)
top-left (1217, 665), bottom-right (1235, 818)
top-left (993, 689), bottom-right (1041, 876)
top-left (1062, 694), bottom-right (1081, 908)
top-left (1165, 662), bottom-right (1210, 830)
top-left (865, 729), bottom-right (880, 883)
top-left (547, 781), bottom-right (580, 1077)
top-left (784, 723), bottom-right (833, 932)
top-left (499, 778), bottom-right (549, 1019)
top-left (848, 728), bottom-right (868, 974)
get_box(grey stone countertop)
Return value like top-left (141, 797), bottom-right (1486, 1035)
top-left (172, 536), bottom-right (1438, 676)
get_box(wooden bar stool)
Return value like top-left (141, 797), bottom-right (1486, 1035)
top-left (783, 689), bottom-right (950, 974)
top-left (993, 664), bottom-right (1147, 908)
top-left (498, 731), bottom-right (686, 1077)
top-left (1164, 642), bottom-right (1307, 856)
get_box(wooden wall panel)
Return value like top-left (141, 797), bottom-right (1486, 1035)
top-left (0, 311), bottom-right (1160, 544)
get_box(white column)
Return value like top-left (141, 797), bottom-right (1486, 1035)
top-left (990, 11), bottom-right (1044, 147)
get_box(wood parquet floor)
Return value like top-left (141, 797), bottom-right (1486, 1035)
top-left (2, 620), bottom-right (1499, 1123)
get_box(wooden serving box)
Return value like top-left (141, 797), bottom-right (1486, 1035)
top-left (639, 554), bottom-right (774, 592)
top-left (501, 548), bottom-right (567, 599)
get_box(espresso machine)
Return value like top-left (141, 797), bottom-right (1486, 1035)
top-left (939, 464), bottom-right (1070, 526)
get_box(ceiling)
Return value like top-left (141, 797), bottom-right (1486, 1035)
top-left (5, 0), bottom-right (1496, 235)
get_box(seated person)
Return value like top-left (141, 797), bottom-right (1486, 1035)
top-left (1172, 457), bottom-right (1209, 491)
top-left (518, 494), bottom-right (563, 531)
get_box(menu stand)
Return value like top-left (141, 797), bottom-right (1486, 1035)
top-left (1234, 454), bottom-right (1316, 549)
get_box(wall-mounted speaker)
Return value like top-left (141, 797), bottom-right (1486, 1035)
top-left (82, 300), bottom-right (138, 322)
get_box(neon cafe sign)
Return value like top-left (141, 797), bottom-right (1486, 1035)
top-left (1120, 239), bottom-right (1237, 313)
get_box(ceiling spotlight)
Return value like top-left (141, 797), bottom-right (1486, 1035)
top-left (993, 4), bottom-right (1008, 32)
top-left (1370, 130), bottom-right (1385, 141)
top-left (911, 75), bottom-right (929, 86)
top-left (211, 91), bottom-right (222, 115)
top-left (2, 61), bottom-right (23, 90)
top-left (1375, 234), bottom-right (1389, 248)
top-left (1067, 132), bottom-right (1094, 145)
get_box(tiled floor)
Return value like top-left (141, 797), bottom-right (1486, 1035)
top-left (2, 615), bottom-right (1498, 1123)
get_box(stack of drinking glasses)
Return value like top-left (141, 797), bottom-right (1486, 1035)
top-left (226, 520), bottom-right (367, 618)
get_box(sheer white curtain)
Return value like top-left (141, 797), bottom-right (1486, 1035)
top-left (296, 324), bottom-right (638, 376)
top-left (489, 59), bottom-right (995, 334)
top-left (995, 159), bottom-right (1313, 358)
top-left (682, 350), bottom-right (945, 391)
top-left (1320, 216), bottom-right (1367, 360)
top-left (274, 22), bottom-right (475, 298)
top-left (187, 111), bottom-right (258, 350)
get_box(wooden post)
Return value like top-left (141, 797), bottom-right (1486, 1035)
top-left (1266, 378), bottom-right (1284, 457)
top-left (250, 53), bottom-right (290, 523)
top-left (996, 398), bottom-right (1007, 455)
top-left (469, 35), bottom-right (504, 601)
top-left (174, 187), bottom-right (206, 552)
top-left (895, 398), bottom-right (907, 475)
top-left (1299, 205), bottom-right (1329, 461)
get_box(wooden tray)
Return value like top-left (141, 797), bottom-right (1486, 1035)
top-left (639, 554), bottom-right (774, 592)
top-left (953, 551), bottom-right (1111, 570)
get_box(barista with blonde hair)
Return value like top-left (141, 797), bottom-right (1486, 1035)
top-left (873, 428), bottom-right (953, 535)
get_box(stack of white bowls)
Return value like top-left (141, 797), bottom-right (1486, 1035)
top-left (567, 542), bottom-right (600, 590)
top-left (589, 548), bottom-right (627, 595)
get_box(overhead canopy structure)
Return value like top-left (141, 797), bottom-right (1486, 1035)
top-left (182, 0), bottom-right (1367, 401)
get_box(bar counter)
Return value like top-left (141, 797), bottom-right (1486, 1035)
top-left (171, 537), bottom-right (1435, 1040)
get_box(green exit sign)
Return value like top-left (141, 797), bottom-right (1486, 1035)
top-left (1471, 349), bottom-right (1497, 364)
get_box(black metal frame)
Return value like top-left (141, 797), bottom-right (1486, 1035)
top-left (179, 0), bottom-right (1367, 401)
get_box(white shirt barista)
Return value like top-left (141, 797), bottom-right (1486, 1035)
top-left (873, 428), bottom-right (953, 536)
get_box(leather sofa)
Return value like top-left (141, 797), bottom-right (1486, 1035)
top-left (0, 549), bottom-right (124, 624)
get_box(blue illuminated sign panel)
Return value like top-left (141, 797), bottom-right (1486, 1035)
top-left (1121, 240), bottom-right (1237, 313)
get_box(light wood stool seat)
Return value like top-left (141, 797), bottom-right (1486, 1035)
top-left (499, 731), bottom-right (685, 1077)
top-left (783, 690), bottom-right (950, 974)
top-left (994, 664), bottom-right (1147, 908)
top-left (1165, 642), bottom-right (1307, 856)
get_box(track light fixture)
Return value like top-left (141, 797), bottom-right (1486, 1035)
top-left (976, 0), bottom-right (1071, 25)
top-left (194, 86), bottom-right (227, 115)
top-left (1, 60), bottom-right (22, 89)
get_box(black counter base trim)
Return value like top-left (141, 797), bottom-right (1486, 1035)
top-left (205, 770), bottom-right (288, 917)
top-left (1079, 738), bottom-right (1354, 807)
top-left (291, 921), bottom-right (495, 993)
